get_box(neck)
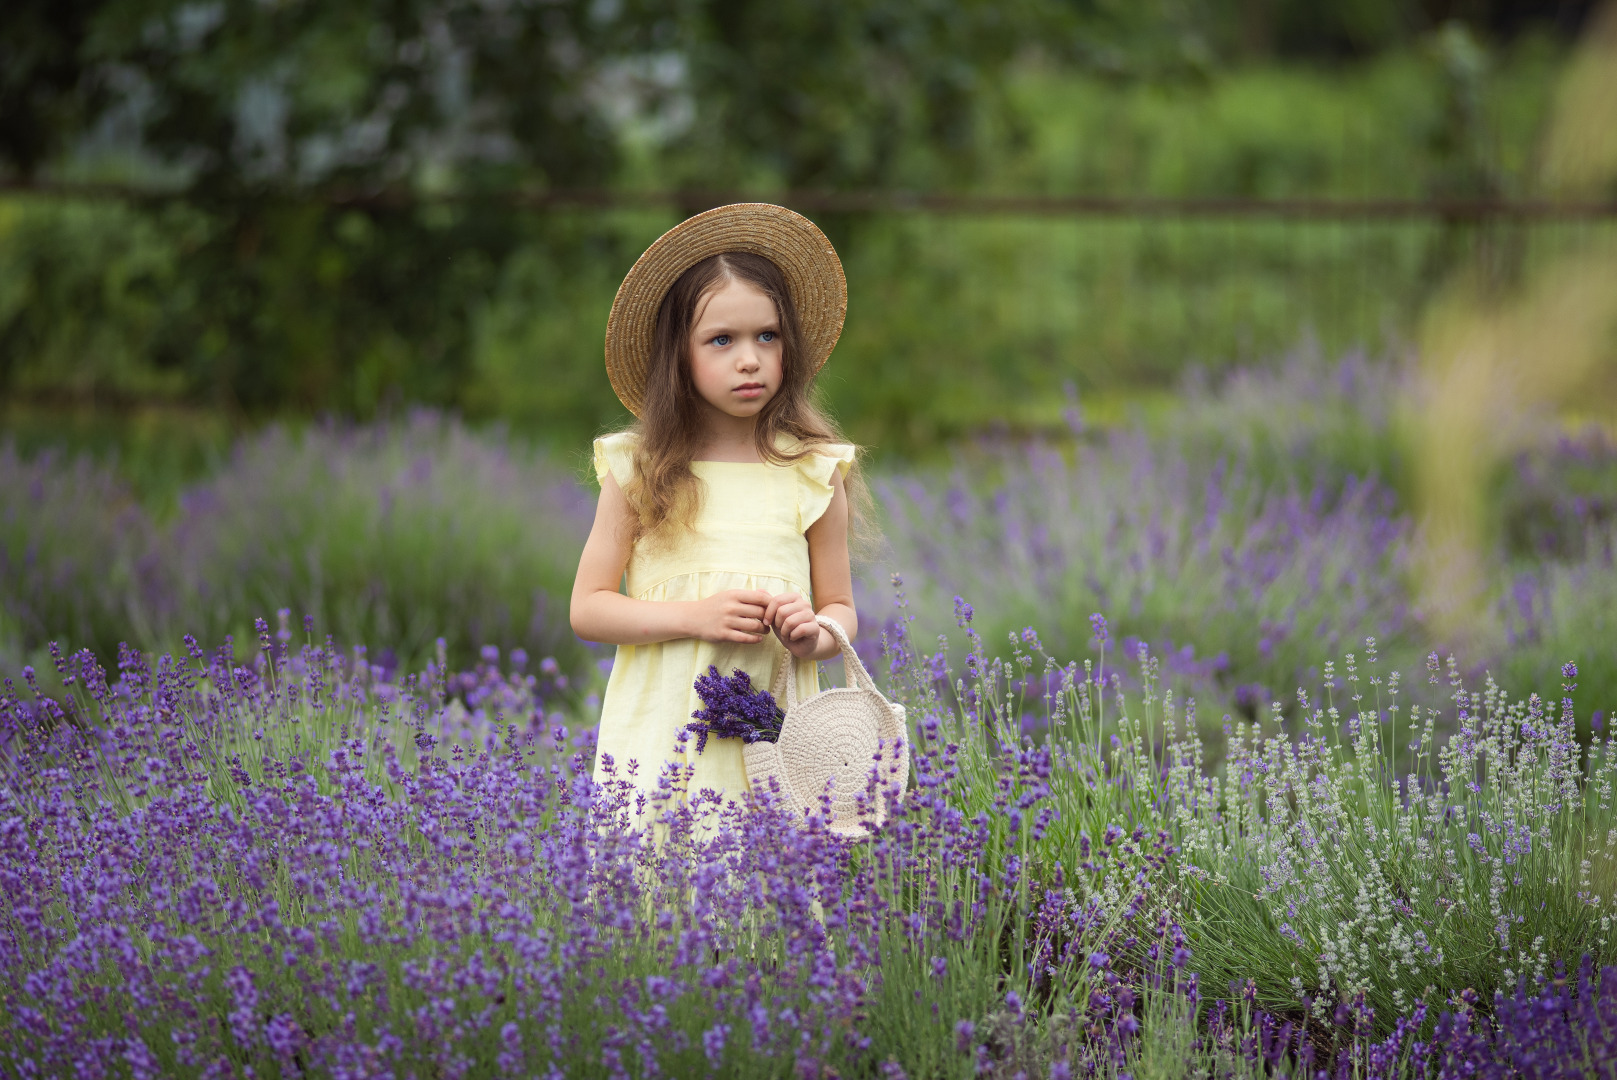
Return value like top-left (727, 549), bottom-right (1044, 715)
top-left (693, 406), bottom-right (763, 462)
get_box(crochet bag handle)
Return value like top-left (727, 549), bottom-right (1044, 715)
top-left (770, 614), bottom-right (878, 704)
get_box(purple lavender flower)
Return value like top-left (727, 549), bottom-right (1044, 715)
top-left (11, 567), bottom-right (1617, 1079)
top-left (687, 666), bottom-right (786, 752)
top-left (701, 1023), bottom-right (730, 1067)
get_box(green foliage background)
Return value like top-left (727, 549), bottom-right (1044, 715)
top-left (0, 1), bottom-right (1592, 462)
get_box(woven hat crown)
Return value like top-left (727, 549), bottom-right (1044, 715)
top-left (603, 203), bottom-right (848, 416)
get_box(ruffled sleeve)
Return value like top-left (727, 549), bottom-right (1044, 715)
top-left (796, 442), bottom-right (856, 531)
top-left (592, 431), bottom-right (638, 491)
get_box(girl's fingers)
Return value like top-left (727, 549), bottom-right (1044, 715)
top-left (773, 610), bottom-right (807, 640)
top-left (775, 605), bottom-right (809, 635)
top-left (765, 593), bottom-right (797, 626)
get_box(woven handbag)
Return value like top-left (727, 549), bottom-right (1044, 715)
top-left (743, 615), bottom-right (910, 838)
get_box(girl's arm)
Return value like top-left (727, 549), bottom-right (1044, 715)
top-left (570, 472), bottom-right (775, 646)
top-left (766, 469), bottom-right (857, 662)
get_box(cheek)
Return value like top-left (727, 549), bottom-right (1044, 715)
top-left (688, 350), bottom-right (721, 387)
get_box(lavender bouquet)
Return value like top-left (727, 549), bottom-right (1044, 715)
top-left (687, 665), bottom-right (786, 752)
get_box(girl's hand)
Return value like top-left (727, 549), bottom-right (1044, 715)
top-left (765, 592), bottom-right (822, 659)
top-left (691, 589), bottom-right (775, 644)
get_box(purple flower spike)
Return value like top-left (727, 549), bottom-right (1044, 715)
top-left (701, 1023), bottom-right (730, 1067)
top-left (687, 666), bottom-right (786, 752)
top-left (953, 596), bottom-right (975, 628)
top-left (1089, 613), bottom-right (1108, 646)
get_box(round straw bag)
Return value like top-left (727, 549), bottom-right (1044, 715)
top-left (743, 615), bottom-right (910, 839)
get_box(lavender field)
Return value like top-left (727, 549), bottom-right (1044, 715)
top-left (5, 354), bottom-right (1617, 1076)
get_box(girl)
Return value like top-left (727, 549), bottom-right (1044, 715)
top-left (570, 203), bottom-right (869, 832)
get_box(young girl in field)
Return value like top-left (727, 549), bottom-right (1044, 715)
top-left (570, 203), bottom-right (866, 832)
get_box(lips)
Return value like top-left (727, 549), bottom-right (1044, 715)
top-left (734, 382), bottom-right (766, 398)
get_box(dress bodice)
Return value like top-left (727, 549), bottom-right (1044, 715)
top-left (592, 431), bottom-right (854, 600)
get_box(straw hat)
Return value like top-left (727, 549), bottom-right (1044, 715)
top-left (603, 203), bottom-right (847, 417)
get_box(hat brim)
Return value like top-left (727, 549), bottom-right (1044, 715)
top-left (604, 203), bottom-right (847, 417)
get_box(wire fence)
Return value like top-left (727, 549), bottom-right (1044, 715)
top-left (8, 180), bottom-right (1617, 219)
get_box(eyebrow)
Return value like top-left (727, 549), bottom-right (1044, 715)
top-left (697, 321), bottom-right (780, 336)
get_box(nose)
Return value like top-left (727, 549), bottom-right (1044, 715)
top-left (735, 345), bottom-right (761, 372)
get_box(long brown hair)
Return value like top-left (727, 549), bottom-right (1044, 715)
top-left (615, 250), bottom-right (875, 557)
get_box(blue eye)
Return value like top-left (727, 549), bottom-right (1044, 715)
top-left (711, 334), bottom-right (731, 346)
top-left (759, 331), bottom-right (776, 343)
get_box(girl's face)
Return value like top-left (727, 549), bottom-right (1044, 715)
top-left (686, 277), bottom-right (783, 423)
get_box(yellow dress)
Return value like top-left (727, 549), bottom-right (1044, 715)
top-left (591, 431), bottom-right (855, 830)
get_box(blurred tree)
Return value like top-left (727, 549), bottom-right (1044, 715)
top-left (1215, 0), bottom-right (1596, 61)
top-left (616, 0), bottom-right (1067, 190)
top-left (0, 0), bottom-right (109, 179)
top-left (75, 0), bottom-right (619, 196)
